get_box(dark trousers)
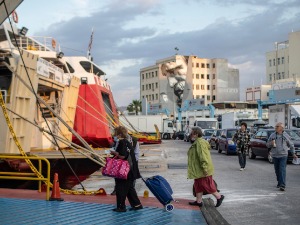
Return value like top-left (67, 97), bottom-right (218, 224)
top-left (273, 156), bottom-right (287, 188)
top-left (115, 178), bottom-right (141, 209)
top-left (238, 146), bottom-right (246, 168)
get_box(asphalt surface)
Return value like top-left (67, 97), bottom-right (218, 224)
top-left (76, 139), bottom-right (300, 225)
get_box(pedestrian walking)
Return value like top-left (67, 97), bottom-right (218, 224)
top-left (110, 126), bottom-right (143, 212)
top-left (233, 122), bottom-right (250, 171)
top-left (187, 126), bottom-right (224, 207)
top-left (266, 122), bottom-right (298, 191)
top-left (110, 133), bottom-right (140, 195)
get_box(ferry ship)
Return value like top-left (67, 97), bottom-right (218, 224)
top-left (0, 2), bottom-right (118, 189)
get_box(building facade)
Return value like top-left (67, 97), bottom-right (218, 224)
top-left (140, 55), bottom-right (239, 116)
top-left (245, 85), bottom-right (271, 103)
top-left (266, 30), bottom-right (300, 84)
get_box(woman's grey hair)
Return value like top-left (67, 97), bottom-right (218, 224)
top-left (191, 126), bottom-right (203, 137)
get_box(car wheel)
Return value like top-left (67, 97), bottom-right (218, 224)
top-left (163, 133), bottom-right (168, 140)
top-left (268, 152), bottom-right (273, 164)
top-left (217, 144), bottom-right (222, 153)
top-left (248, 147), bottom-right (256, 159)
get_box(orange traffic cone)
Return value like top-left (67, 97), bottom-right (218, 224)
top-left (49, 173), bottom-right (64, 201)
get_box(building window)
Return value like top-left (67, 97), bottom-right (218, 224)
top-left (281, 57), bottom-right (284, 64)
top-left (156, 82), bottom-right (158, 88)
top-left (213, 85), bottom-right (215, 90)
top-left (201, 85), bottom-right (205, 90)
top-left (282, 72), bottom-right (285, 79)
top-left (156, 94), bottom-right (158, 100)
top-left (212, 63), bottom-right (215, 68)
top-left (201, 63), bottom-right (205, 68)
top-left (196, 84), bottom-right (199, 90)
top-left (273, 59), bottom-right (275, 66)
top-left (213, 95), bottom-right (216, 100)
top-left (207, 96), bottom-right (210, 100)
top-left (213, 74), bottom-right (215, 79)
top-left (207, 74), bottom-right (210, 79)
top-left (142, 74), bottom-right (144, 79)
top-left (273, 73), bottom-right (276, 80)
top-left (196, 63), bottom-right (199, 68)
top-left (207, 85), bottom-right (210, 90)
top-left (206, 63), bottom-right (210, 68)
top-left (152, 94), bottom-right (154, 100)
top-left (155, 71), bottom-right (158, 77)
top-left (202, 95), bottom-right (205, 99)
top-left (201, 74), bottom-right (204, 79)
top-left (269, 74), bottom-right (272, 81)
top-left (277, 58), bottom-right (280, 65)
top-left (142, 85), bottom-right (144, 91)
top-left (196, 74), bottom-right (200, 79)
top-left (278, 72), bottom-right (281, 79)
top-left (269, 59), bottom-right (272, 67)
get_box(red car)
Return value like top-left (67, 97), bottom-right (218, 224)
top-left (248, 129), bottom-right (300, 163)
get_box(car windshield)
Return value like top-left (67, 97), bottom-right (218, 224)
top-left (204, 130), bottom-right (215, 136)
top-left (285, 130), bottom-right (300, 141)
top-left (267, 131), bottom-right (274, 138)
top-left (216, 130), bottom-right (221, 136)
top-left (227, 130), bottom-right (236, 138)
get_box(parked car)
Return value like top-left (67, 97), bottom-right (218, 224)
top-left (202, 129), bottom-right (215, 141)
top-left (248, 129), bottom-right (300, 163)
top-left (209, 129), bottom-right (222, 149)
top-left (217, 128), bottom-right (237, 155)
top-left (291, 129), bottom-right (300, 137)
top-left (174, 131), bottom-right (185, 140)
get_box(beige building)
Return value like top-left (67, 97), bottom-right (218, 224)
top-left (140, 55), bottom-right (239, 115)
top-left (266, 30), bottom-right (300, 84)
top-left (245, 85), bottom-right (271, 103)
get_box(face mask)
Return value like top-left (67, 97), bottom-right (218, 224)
top-left (113, 136), bottom-right (119, 142)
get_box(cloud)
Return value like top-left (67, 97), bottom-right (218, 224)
top-left (32, 0), bottom-right (300, 106)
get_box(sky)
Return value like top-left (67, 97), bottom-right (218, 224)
top-left (13, 0), bottom-right (300, 107)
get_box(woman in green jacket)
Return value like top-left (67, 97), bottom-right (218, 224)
top-left (187, 126), bottom-right (224, 207)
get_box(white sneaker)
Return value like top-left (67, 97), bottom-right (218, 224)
top-left (240, 168), bottom-right (244, 171)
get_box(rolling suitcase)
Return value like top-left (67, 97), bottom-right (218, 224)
top-left (142, 175), bottom-right (175, 211)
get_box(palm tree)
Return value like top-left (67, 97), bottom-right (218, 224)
top-left (127, 100), bottom-right (142, 115)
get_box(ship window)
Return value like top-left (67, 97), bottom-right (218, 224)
top-left (66, 62), bottom-right (75, 73)
top-left (79, 61), bottom-right (105, 76)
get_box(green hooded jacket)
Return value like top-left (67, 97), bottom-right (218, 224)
top-left (187, 137), bottom-right (214, 179)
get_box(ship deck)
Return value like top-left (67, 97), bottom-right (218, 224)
top-left (0, 188), bottom-right (207, 225)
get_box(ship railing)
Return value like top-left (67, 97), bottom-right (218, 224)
top-left (0, 90), bottom-right (9, 103)
top-left (0, 154), bottom-right (51, 200)
top-left (11, 35), bottom-right (58, 52)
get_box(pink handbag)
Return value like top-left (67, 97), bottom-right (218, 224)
top-left (102, 157), bottom-right (130, 179)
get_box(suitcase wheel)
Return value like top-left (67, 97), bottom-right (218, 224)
top-left (165, 203), bottom-right (174, 212)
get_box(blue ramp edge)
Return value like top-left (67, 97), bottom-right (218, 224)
top-left (0, 198), bottom-right (207, 225)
